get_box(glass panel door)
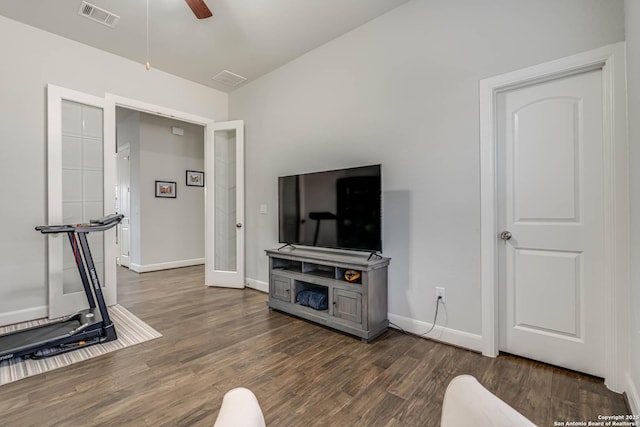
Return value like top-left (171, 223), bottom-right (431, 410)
top-left (47, 84), bottom-right (116, 318)
top-left (214, 128), bottom-right (237, 272)
top-left (61, 100), bottom-right (104, 294)
top-left (207, 121), bottom-right (244, 288)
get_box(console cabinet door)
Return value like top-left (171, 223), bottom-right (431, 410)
top-left (271, 275), bottom-right (292, 302)
top-left (333, 289), bottom-right (362, 324)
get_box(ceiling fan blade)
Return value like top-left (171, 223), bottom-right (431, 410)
top-left (185, 0), bottom-right (213, 19)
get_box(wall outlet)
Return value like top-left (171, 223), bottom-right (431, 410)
top-left (435, 286), bottom-right (446, 303)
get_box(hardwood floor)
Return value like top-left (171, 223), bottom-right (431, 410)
top-left (0, 265), bottom-right (629, 426)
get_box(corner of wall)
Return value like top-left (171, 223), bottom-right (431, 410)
top-left (626, 373), bottom-right (640, 416)
top-left (246, 278), bottom-right (268, 293)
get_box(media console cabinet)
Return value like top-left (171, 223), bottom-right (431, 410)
top-left (266, 247), bottom-right (390, 342)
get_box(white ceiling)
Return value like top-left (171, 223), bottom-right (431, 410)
top-left (0, 0), bottom-right (409, 92)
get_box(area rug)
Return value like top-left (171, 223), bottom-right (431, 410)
top-left (0, 305), bottom-right (161, 385)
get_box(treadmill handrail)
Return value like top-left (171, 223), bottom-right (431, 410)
top-left (89, 213), bottom-right (123, 226)
top-left (35, 214), bottom-right (123, 234)
top-left (75, 214), bottom-right (123, 232)
top-left (35, 224), bottom-right (75, 233)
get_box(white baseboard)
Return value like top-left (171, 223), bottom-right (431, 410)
top-left (246, 278), bottom-right (268, 293)
top-left (626, 373), bottom-right (640, 416)
top-left (0, 305), bottom-right (48, 327)
top-left (388, 313), bottom-right (484, 353)
top-left (130, 258), bottom-right (205, 273)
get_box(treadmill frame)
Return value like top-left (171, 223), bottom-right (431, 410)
top-left (0, 214), bottom-right (122, 361)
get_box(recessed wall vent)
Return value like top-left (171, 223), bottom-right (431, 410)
top-left (212, 70), bottom-right (247, 87)
top-left (78, 1), bottom-right (120, 28)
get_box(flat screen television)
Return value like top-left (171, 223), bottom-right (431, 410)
top-left (278, 164), bottom-right (382, 252)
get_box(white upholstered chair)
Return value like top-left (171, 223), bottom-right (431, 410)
top-left (440, 375), bottom-right (537, 427)
top-left (213, 387), bottom-right (266, 427)
top-left (212, 375), bottom-right (536, 427)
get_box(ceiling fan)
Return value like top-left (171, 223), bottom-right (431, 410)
top-left (184, 0), bottom-right (213, 19)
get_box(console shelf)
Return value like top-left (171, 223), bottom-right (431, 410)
top-left (266, 247), bottom-right (390, 342)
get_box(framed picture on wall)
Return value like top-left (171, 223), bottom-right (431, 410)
top-left (155, 181), bottom-right (177, 198)
top-left (186, 170), bottom-right (204, 187)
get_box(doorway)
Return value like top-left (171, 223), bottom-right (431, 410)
top-left (115, 108), bottom-right (206, 273)
top-left (107, 94), bottom-right (245, 289)
top-left (496, 69), bottom-right (605, 376)
top-left (479, 43), bottom-right (629, 391)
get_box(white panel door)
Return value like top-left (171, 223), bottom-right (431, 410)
top-left (117, 145), bottom-right (131, 267)
top-left (497, 70), bottom-right (605, 376)
top-left (205, 120), bottom-right (245, 288)
top-left (47, 85), bottom-right (117, 319)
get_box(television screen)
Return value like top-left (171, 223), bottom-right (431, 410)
top-left (278, 164), bottom-right (382, 252)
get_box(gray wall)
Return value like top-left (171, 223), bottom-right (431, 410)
top-left (139, 113), bottom-right (205, 268)
top-left (625, 0), bottom-right (640, 413)
top-left (117, 111), bottom-right (205, 269)
top-left (229, 0), bottom-right (625, 337)
top-left (0, 15), bottom-right (227, 324)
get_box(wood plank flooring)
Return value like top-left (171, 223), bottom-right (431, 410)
top-left (0, 265), bottom-right (629, 426)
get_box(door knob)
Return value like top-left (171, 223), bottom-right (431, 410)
top-left (236, 223), bottom-right (243, 229)
top-left (500, 231), bottom-right (512, 241)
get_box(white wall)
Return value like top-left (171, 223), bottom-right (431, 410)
top-left (138, 113), bottom-right (205, 270)
top-left (625, 0), bottom-right (640, 415)
top-left (0, 16), bottom-right (227, 324)
top-left (115, 110), bottom-right (206, 272)
top-left (229, 0), bottom-right (625, 342)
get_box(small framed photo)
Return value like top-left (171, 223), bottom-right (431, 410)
top-left (186, 170), bottom-right (204, 187)
top-left (155, 181), bottom-right (177, 198)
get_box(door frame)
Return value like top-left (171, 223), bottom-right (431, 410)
top-left (116, 143), bottom-right (131, 267)
top-left (47, 84), bottom-right (117, 316)
top-left (104, 94), bottom-right (215, 282)
top-left (479, 42), bottom-right (629, 391)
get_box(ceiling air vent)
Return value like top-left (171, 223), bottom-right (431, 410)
top-left (78, 1), bottom-right (120, 28)
top-left (212, 70), bottom-right (247, 87)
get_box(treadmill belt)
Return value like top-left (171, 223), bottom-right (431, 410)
top-left (0, 319), bottom-right (83, 355)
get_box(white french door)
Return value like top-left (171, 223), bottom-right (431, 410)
top-left (206, 120), bottom-right (245, 288)
top-left (496, 69), bottom-right (605, 376)
top-left (117, 144), bottom-right (131, 268)
top-left (47, 84), bottom-right (117, 319)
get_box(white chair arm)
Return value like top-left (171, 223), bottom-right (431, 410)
top-left (440, 375), bottom-right (536, 427)
top-left (213, 387), bottom-right (266, 427)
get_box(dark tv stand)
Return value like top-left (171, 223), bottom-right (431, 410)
top-left (266, 247), bottom-right (390, 342)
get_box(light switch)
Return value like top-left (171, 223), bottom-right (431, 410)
top-left (259, 204), bottom-right (267, 214)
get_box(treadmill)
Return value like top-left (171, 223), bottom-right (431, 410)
top-left (0, 213), bottom-right (123, 361)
